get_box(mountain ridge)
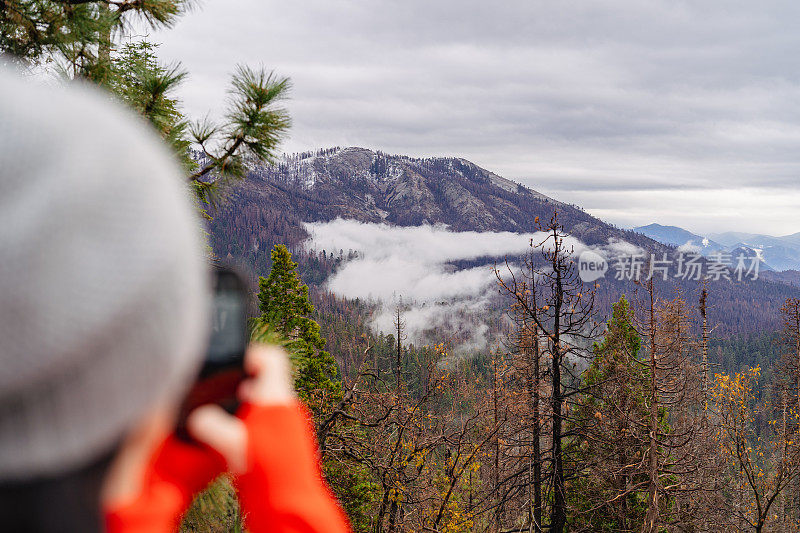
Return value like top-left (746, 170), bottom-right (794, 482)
top-left (214, 146), bottom-right (666, 252)
top-left (634, 222), bottom-right (800, 271)
top-left (208, 146), bottom-right (800, 336)
top-left (634, 223), bottom-right (722, 250)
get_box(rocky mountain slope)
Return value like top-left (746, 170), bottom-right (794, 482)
top-left (208, 147), bottom-right (800, 336)
top-left (211, 146), bottom-right (664, 254)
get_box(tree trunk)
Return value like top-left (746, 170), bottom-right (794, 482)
top-left (96, 4), bottom-right (113, 83)
top-left (700, 285), bottom-right (709, 411)
top-left (796, 313), bottom-right (800, 525)
top-left (532, 324), bottom-right (543, 533)
top-left (387, 499), bottom-right (398, 533)
top-left (642, 279), bottom-right (660, 532)
top-left (394, 307), bottom-right (403, 391)
top-left (492, 357), bottom-right (501, 533)
top-left (375, 487), bottom-right (389, 533)
top-left (783, 391), bottom-right (789, 529)
top-left (551, 343), bottom-right (565, 533)
top-left (550, 237), bottom-right (566, 533)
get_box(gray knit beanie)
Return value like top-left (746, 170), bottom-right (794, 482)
top-left (0, 68), bottom-right (210, 480)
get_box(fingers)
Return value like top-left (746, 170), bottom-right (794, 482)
top-left (239, 344), bottom-right (296, 406)
top-left (186, 404), bottom-right (247, 474)
top-left (185, 344), bottom-right (294, 475)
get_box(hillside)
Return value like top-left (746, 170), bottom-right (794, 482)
top-left (210, 147), bottom-right (664, 257)
top-left (208, 147), bottom-right (800, 337)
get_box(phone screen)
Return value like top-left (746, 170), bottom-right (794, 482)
top-left (207, 288), bottom-right (247, 365)
top-left (200, 267), bottom-right (249, 375)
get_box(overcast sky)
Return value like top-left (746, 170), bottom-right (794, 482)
top-left (151, 0), bottom-right (800, 236)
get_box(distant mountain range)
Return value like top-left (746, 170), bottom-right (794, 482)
top-left (634, 223), bottom-right (800, 272)
top-left (632, 223), bottom-right (723, 250)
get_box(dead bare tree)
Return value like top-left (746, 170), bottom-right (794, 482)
top-left (700, 282), bottom-right (710, 408)
top-left (394, 303), bottom-right (407, 391)
top-left (496, 274), bottom-right (548, 533)
top-left (495, 212), bottom-right (598, 533)
top-left (635, 277), bottom-right (723, 532)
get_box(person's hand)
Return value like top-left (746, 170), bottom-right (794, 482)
top-left (190, 343), bottom-right (351, 533)
top-left (104, 344), bottom-right (298, 533)
top-left (186, 344), bottom-right (296, 473)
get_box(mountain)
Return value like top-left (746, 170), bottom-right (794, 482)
top-left (781, 232), bottom-right (800, 246)
top-left (761, 269), bottom-right (800, 288)
top-left (634, 224), bottom-right (800, 271)
top-left (709, 231), bottom-right (800, 271)
top-left (711, 232), bottom-right (773, 247)
top-left (208, 147), bottom-right (800, 336)
top-left (633, 223), bottom-right (722, 250)
top-left (211, 146), bottom-right (663, 255)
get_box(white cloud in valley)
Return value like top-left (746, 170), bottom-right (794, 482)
top-left (303, 220), bottom-right (648, 352)
top-left (303, 220), bottom-right (555, 351)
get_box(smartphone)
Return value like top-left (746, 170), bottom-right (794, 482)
top-left (177, 265), bottom-right (250, 440)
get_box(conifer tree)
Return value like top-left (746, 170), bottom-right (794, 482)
top-left (569, 296), bottom-right (654, 532)
top-left (1, 0), bottom-right (187, 77)
top-left (107, 41), bottom-right (193, 170)
top-left (254, 244), bottom-right (341, 406)
top-left (1, 1), bottom-right (291, 209)
top-left (254, 245), bottom-right (385, 531)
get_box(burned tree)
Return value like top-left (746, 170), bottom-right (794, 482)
top-left (496, 212), bottom-right (598, 533)
top-left (394, 304), bottom-right (407, 391)
top-left (497, 269), bottom-right (548, 531)
top-left (778, 297), bottom-right (800, 524)
top-left (637, 281), bottom-right (716, 531)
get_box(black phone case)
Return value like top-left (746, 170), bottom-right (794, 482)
top-left (176, 266), bottom-right (250, 442)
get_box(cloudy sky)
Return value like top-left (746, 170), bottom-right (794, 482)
top-left (152, 0), bottom-right (800, 235)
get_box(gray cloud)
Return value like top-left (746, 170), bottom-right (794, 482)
top-left (153, 0), bottom-right (800, 234)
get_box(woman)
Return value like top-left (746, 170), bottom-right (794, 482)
top-left (0, 67), bottom-right (349, 533)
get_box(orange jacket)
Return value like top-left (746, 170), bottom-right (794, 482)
top-left (105, 403), bottom-right (351, 533)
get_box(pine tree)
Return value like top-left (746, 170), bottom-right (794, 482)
top-left (253, 245), bottom-right (383, 531)
top-left (254, 244), bottom-right (341, 406)
top-left (108, 41), bottom-right (193, 171)
top-left (1, 2), bottom-right (291, 210)
top-left (0, 0), bottom-right (185, 77)
top-left (569, 296), bottom-right (655, 532)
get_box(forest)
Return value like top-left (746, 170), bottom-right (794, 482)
top-left (186, 218), bottom-right (800, 532)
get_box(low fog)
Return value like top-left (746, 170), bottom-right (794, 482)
top-left (303, 220), bottom-right (565, 353)
top-left (303, 219), bottom-right (646, 355)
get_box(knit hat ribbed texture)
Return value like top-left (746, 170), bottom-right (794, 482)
top-left (0, 68), bottom-right (209, 480)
